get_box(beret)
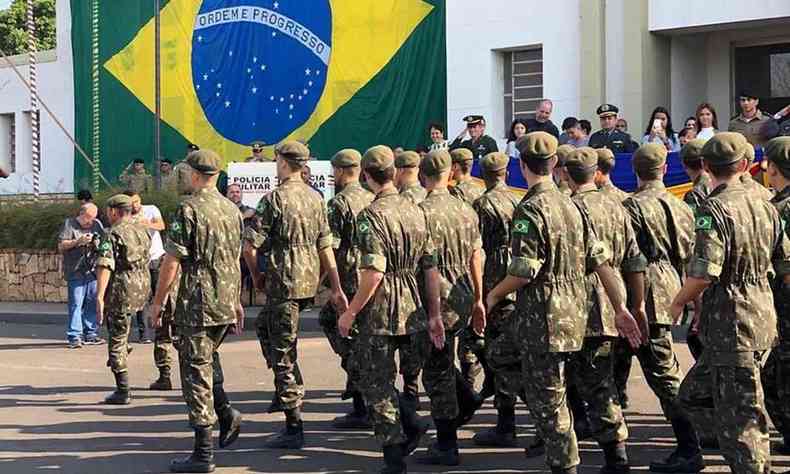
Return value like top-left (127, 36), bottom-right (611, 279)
top-left (515, 131), bottom-right (558, 161)
top-left (480, 152), bottom-right (510, 172)
top-left (596, 148), bottom-right (615, 169)
top-left (765, 137), bottom-right (790, 170)
top-left (556, 144), bottom-right (576, 167)
top-left (186, 149), bottom-right (221, 175)
top-left (395, 150), bottom-right (420, 168)
top-left (450, 148), bottom-right (474, 163)
top-left (362, 145), bottom-right (395, 171)
top-left (420, 149), bottom-right (451, 177)
top-left (106, 194), bottom-right (133, 209)
top-left (276, 141), bottom-right (310, 163)
top-left (632, 143), bottom-right (667, 173)
top-left (330, 149), bottom-right (362, 168)
top-left (701, 132), bottom-right (749, 166)
top-left (566, 147), bottom-right (599, 172)
top-left (680, 138), bottom-right (706, 164)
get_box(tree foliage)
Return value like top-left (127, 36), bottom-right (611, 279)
top-left (0, 0), bottom-right (56, 56)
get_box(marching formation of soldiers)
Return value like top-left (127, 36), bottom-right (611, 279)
top-left (90, 129), bottom-right (790, 474)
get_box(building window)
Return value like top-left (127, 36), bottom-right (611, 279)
top-left (0, 113), bottom-right (14, 173)
top-left (503, 47), bottom-right (543, 134)
top-left (734, 42), bottom-right (790, 117)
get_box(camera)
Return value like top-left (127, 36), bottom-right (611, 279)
top-left (75, 232), bottom-right (102, 274)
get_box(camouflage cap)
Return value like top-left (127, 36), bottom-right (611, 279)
top-left (680, 138), bottom-right (706, 165)
top-left (276, 140), bottom-right (310, 163)
top-left (745, 141), bottom-right (755, 164)
top-left (632, 143), bottom-right (667, 174)
top-left (515, 131), bottom-right (558, 160)
top-left (556, 144), bottom-right (576, 167)
top-left (331, 149), bottom-right (362, 168)
top-left (450, 148), bottom-right (474, 163)
top-left (596, 148), bottom-right (615, 169)
top-left (420, 149), bottom-right (451, 177)
top-left (701, 132), bottom-right (749, 166)
top-left (394, 150), bottom-right (421, 168)
top-left (480, 152), bottom-right (510, 172)
top-left (765, 136), bottom-right (790, 173)
top-left (362, 145), bottom-right (395, 171)
top-left (186, 149), bottom-right (221, 175)
top-left (106, 194), bottom-right (133, 209)
top-left (566, 147), bottom-right (599, 172)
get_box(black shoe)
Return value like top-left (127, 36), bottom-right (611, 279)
top-left (525, 436), bottom-right (546, 458)
top-left (217, 407), bottom-right (242, 449)
top-left (380, 444), bottom-right (406, 474)
top-left (649, 450), bottom-right (704, 473)
top-left (700, 437), bottom-right (719, 450)
top-left (332, 411), bottom-right (372, 429)
top-left (170, 426), bottom-right (215, 473)
top-left (472, 427), bottom-right (517, 447)
top-left (457, 391), bottom-right (484, 428)
top-left (416, 442), bottom-right (460, 466)
top-left (574, 419), bottom-right (593, 440)
top-left (262, 427), bottom-right (304, 449)
top-left (401, 418), bottom-right (428, 456)
top-left (149, 375), bottom-right (173, 391)
top-left (103, 390), bottom-right (131, 405)
top-left (600, 441), bottom-right (630, 474)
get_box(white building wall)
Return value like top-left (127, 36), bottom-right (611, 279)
top-left (0, 0), bottom-right (74, 195)
top-left (446, 0), bottom-right (581, 147)
top-left (649, 0), bottom-right (790, 32)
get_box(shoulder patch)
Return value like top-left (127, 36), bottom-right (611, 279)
top-left (358, 218), bottom-right (371, 234)
top-left (695, 215), bottom-right (712, 231)
top-left (513, 219), bottom-right (531, 235)
top-left (169, 221), bottom-right (182, 234)
top-left (99, 240), bottom-right (112, 252)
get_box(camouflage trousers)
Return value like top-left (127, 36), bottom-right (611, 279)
top-left (154, 319), bottom-right (175, 375)
top-left (612, 338), bottom-right (632, 402)
top-left (357, 332), bottom-right (430, 446)
top-left (256, 299), bottom-right (309, 411)
top-left (457, 327), bottom-right (485, 385)
top-left (679, 351), bottom-right (771, 474)
top-left (484, 301), bottom-right (523, 410)
top-left (422, 330), bottom-right (480, 421)
top-left (176, 324), bottom-right (229, 428)
top-left (567, 337), bottom-right (628, 444)
top-left (319, 300), bottom-right (360, 395)
top-left (762, 346), bottom-right (790, 438)
top-left (106, 312), bottom-right (132, 374)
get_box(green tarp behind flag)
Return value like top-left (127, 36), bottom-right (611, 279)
top-left (71, 0), bottom-right (446, 190)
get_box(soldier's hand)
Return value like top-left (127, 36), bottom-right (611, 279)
top-left (232, 303), bottom-right (245, 335)
top-left (631, 304), bottom-right (649, 343)
top-left (338, 311), bottom-right (354, 338)
top-left (669, 301), bottom-right (684, 325)
top-left (147, 303), bottom-right (163, 328)
top-left (615, 309), bottom-right (643, 350)
top-left (96, 299), bottom-right (105, 326)
top-left (471, 300), bottom-right (486, 336)
top-left (428, 316), bottom-right (445, 350)
top-left (331, 289), bottom-right (349, 315)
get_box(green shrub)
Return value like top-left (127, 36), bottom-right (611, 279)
top-left (0, 190), bottom-right (183, 250)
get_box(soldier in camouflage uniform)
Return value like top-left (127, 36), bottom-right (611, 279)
top-left (337, 145), bottom-right (443, 474)
top-left (675, 133), bottom-right (790, 474)
top-left (242, 141), bottom-right (347, 449)
top-left (564, 147), bottom-right (649, 473)
top-left (149, 150), bottom-right (245, 472)
top-left (95, 194), bottom-right (152, 405)
top-left (119, 159), bottom-right (153, 194)
top-left (449, 148), bottom-right (484, 204)
top-left (619, 143), bottom-right (702, 473)
top-left (172, 144), bottom-right (200, 197)
top-left (415, 149), bottom-right (485, 466)
top-left (160, 159), bottom-right (178, 192)
top-left (319, 149), bottom-right (375, 430)
top-left (762, 136), bottom-right (790, 455)
top-left (595, 148), bottom-right (630, 203)
top-left (741, 143), bottom-right (774, 201)
top-left (554, 144), bottom-right (574, 196)
top-left (485, 132), bottom-right (643, 474)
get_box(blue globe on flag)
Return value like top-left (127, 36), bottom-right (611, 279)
top-left (191, 0), bottom-right (332, 145)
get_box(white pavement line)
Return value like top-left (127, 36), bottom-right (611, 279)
top-left (0, 363), bottom-right (105, 374)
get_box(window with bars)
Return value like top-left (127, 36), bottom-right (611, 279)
top-left (0, 113), bottom-right (14, 173)
top-left (503, 47), bottom-right (543, 135)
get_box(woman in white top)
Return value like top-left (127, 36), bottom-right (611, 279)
top-left (504, 118), bottom-right (529, 159)
top-left (694, 102), bottom-right (719, 141)
top-left (641, 106), bottom-right (681, 152)
top-left (428, 122), bottom-right (448, 151)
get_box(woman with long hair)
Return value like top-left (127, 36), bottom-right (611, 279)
top-left (641, 106), bottom-right (680, 152)
top-left (505, 118), bottom-right (529, 159)
top-left (695, 103), bottom-right (719, 141)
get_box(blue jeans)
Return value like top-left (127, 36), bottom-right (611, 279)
top-left (66, 277), bottom-right (98, 341)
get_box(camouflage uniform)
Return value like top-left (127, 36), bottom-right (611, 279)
top-left (419, 188), bottom-right (482, 421)
top-left (678, 181), bottom-right (790, 474)
top-left (119, 169), bottom-right (153, 194)
top-left (161, 169), bottom-right (178, 192)
top-left (165, 186), bottom-right (243, 427)
top-left (741, 172), bottom-right (774, 201)
top-left (355, 187), bottom-right (435, 446)
top-left (96, 220), bottom-right (152, 374)
top-left (763, 185), bottom-right (790, 445)
top-left (244, 175), bottom-right (332, 412)
top-left (683, 172), bottom-right (711, 215)
top-left (153, 268), bottom-right (179, 377)
top-left (508, 180), bottom-right (609, 470)
top-left (319, 181), bottom-right (374, 398)
top-left (173, 160), bottom-right (194, 196)
top-left (449, 178), bottom-right (484, 205)
top-left (400, 181), bottom-right (427, 205)
top-left (599, 181), bottom-right (630, 203)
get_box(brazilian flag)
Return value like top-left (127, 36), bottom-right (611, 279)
top-left (71, 0), bottom-right (447, 189)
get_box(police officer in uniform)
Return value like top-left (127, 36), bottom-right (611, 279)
top-left (245, 141), bottom-right (272, 163)
top-left (450, 115), bottom-right (499, 160)
top-left (589, 105), bottom-right (638, 154)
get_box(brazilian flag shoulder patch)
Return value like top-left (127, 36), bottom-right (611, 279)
top-left (99, 240), bottom-right (112, 252)
top-left (170, 221), bottom-right (182, 234)
top-left (358, 218), bottom-right (371, 234)
top-left (513, 219), bottom-right (531, 235)
top-left (695, 215), bottom-right (713, 231)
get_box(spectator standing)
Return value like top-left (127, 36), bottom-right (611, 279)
top-left (245, 141), bottom-right (272, 163)
top-left (560, 117), bottom-right (589, 148)
top-left (504, 119), bottom-right (528, 159)
top-left (428, 122), bottom-right (449, 151)
top-left (641, 106), bottom-right (681, 152)
top-left (57, 203), bottom-right (105, 348)
top-left (728, 91), bottom-right (783, 146)
top-left (679, 128), bottom-right (697, 147)
top-left (119, 158), bottom-right (153, 194)
top-left (226, 183), bottom-right (256, 220)
top-left (589, 104), bottom-right (638, 153)
top-left (449, 115), bottom-right (499, 160)
top-left (525, 99), bottom-right (560, 138)
top-left (302, 164), bottom-right (325, 197)
top-left (695, 103), bottom-right (719, 141)
top-left (616, 118), bottom-right (629, 133)
top-left (684, 117), bottom-right (698, 133)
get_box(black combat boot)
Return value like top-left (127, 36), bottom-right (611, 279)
top-left (333, 391), bottom-right (372, 429)
top-left (478, 365), bottom-right (496, 400)
top-left (104, 371), bottom-right (132, 405)
top-left (170, 426), bottom-right (215, 473)
top-left (455, 371), bottom-right (484, 427)
top-left (417, 419), bottom-right (460, 466)
top-left (263, 407), bottom-right (304, 449)
top-left (149, 369), bottom-right (173, 391)
top-left (649, 415), bottom-right (704, 473)
top-left (567, 385), bottom-right (591, 440)
top-left (380, 444), bottom-right (406, 474)
top-left (399, 393), bottom-right (427, 455)
top-left (473, 404), bottom-right (517, 447)
top-left (213, 384), bottom-right (242, 449)
top-left (525, 435), bottom-right (546, 458)
top-left (600, 441), bottom-right (630, 474)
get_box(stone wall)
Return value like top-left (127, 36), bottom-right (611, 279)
top-left (0, 250), bottom-right (67, 303)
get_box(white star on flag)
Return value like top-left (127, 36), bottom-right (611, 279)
top-left (253, 57), bottom-right (258, 63)
top-left (308, 81), bottom-right (313, 87)
top-left (225, 100), bottom-right (231, 108)
top-left (302, 89), bottom-right (307, 95)
top-left (247, 68), bottom-right (251, 73)
top-left (252, 87), bottom-right (258, 94)
top-left (289, 104), bottom-right (294, 110)
top-left (217, 83), bottom-right (222, 89)
top-left (198, 35), bottom-right (203, 42)
top-left (203, 74), bottom-right (208, 81)
top-left (305, 68), bottom-right (311, 75)
top-left (270, 96), bottom-right (274, 100)
top-left (289, 114), bottom-right (293, 119)
top-left (273, 1), bottom-right (279, 8)
top-left (229, 51), bottom-right (233, 56)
